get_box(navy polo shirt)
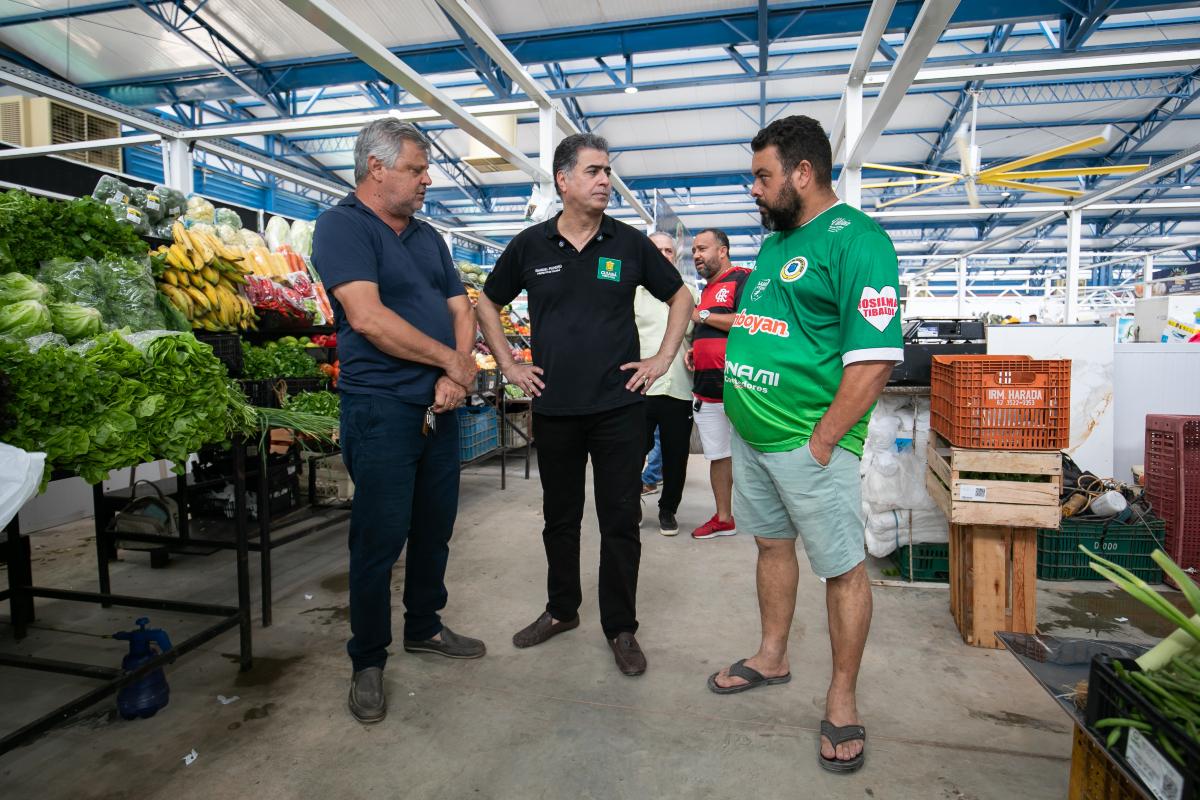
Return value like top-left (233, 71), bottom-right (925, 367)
top-left (484, 212), bottom-right (684, 415)
top-left (312, 193), bottom-right (465, 405)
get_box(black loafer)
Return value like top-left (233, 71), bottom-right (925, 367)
top-left (403, 625), bottom-right (486, 659)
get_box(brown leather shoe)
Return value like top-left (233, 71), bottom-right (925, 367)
top-left (609, 632), bottom-right (647, 676)
top-left (512, 611), bottom-right (580, 649)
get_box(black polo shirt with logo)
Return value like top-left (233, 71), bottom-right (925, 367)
top-left (484, 212), bottom-right (684, 415)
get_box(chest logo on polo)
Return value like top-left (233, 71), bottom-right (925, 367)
top-left (858, 286), bottom-right (899, 332)
top-left (750, 278), bottom-right (771, 302)
top-left (779, 256), bottom-right (808, 282)
top-left (597, 257), bottom-right (622, 282)
top-left (828, 217), bottom-right (851, 233)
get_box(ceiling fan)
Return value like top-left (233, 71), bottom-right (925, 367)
top-left (862, 92), bottom-right (1150, 209)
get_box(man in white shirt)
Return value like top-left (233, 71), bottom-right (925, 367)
top-left (634, 232), bottom-right (699, 535)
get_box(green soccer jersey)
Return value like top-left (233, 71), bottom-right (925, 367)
top-left (724, 202), bottom-right (903, 457)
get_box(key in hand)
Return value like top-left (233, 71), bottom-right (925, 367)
top-left (422, 406), bottom-right (437, 436)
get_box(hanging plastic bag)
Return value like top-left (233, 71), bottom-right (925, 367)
top-left (0, 443), bottom-right (46, 526)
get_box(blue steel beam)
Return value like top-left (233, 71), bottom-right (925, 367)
top-left (440, 10), bottom-right (512, 98)
top-left (1094, 65), bottom-right (1200, 172)
top-left (1061, 0), bottom-right (1120, 51)
top-left (1103, 160), bottom-right (1200, 243)
top-left (74, 0), bottom-right (1198, 106)
top-left (544, 63), bottom-right (591, 133)
top-left (0, 1), bottom-right (164, 27)
top-left (924, 24), bottom-right (1013, 171)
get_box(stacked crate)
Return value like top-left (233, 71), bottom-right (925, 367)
top-left (927, 355), bottom-right (1070, 649)
top-left (1144, 414), bottom-right (1200, 588)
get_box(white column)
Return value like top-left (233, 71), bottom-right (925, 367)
top-left (842, 84), bottom-right (863, 208)
top-left (1143, 254), bottom-right (1154, 297)
top-left (956, 257), bottom-right (967, 316)
top-left (1064, 209), bottom-right (1082, 323)
top-left (538, 103), bottom-right (555, 199)
top-left (161, 137), bottom-right (194, 194)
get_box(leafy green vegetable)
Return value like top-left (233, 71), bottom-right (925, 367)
top-left (241, 340), bottom-right (327, 380)
top-left (0, 190), bottom-right (147, 275)
top-left (284, 390), bottom-right (339, 418)
top-left (36, 254), bottom-right (165, 332)
top-left (0, 300), bottom-right (52, 338)
top-left (0, 273), bottom-right (50, 304)
top-left (49, 302), bottom-right (102, 342)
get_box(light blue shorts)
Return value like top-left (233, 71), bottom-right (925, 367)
top-left (730, 429), bottom-right (866, 579)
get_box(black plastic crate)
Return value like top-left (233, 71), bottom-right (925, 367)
top-left (192, 445), bottom-right (297, 483)
top-left (240, 378), bottom-right (283, 408)
top-left (1084, 655), bottom-right (1198, 800)
top-left (193, 459), bottom-right (301, 521)
top-left (278, 376), bottom-right (329, 396)
top-left (194, 332), bottom-right (243, 377)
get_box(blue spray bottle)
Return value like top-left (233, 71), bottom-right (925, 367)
top-left (113, 617), bottom-right (173, 720)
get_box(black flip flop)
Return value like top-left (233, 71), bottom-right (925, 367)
top-left (818, 719), bottom-right (867, 773)
top-left (706, 658), bottom-right (792, 695)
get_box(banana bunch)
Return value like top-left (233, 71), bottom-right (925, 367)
top-left (153, 221), bottom-right (258, 332)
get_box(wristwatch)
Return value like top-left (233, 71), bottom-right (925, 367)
top-left (698, 309), bottom-right (711, 324)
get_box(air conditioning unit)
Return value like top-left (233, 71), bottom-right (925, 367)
top-left (0, 96), bottom-right (123, 171)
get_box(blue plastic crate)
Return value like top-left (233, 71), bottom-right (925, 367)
top-left (458, 405), bottom-right (498, 463)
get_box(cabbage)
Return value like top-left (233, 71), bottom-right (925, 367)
top-left (0, 300), bottom-right (52, 338)
top-left (0, 273), bottom-right (50, 304)
top-left (49, 302), bottom-right (103, 342)
top-left (215, 207), bottom-right (242, 228)
top-left (264, 215), bottom-right (291, 251)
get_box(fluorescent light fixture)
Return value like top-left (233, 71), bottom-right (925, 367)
top-left (863, 49), bottom-right (1200, 86)
top-left (624, 85), bottom-right (639, 94)
top-left (174, 100), bottom-right (539, 141)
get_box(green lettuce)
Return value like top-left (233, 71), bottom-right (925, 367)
top-left (49, 302), bottom-right (103, 342)
top-left (0, 300), bottom-right (52, 339)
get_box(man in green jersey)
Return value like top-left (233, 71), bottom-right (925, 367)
top-left (706, 116), bottom-right (902, 775)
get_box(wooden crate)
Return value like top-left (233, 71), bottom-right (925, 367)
top-left (926, 430), bottom-right (1062, 529)
top-left (949, 523), bottom-right (1037, 649)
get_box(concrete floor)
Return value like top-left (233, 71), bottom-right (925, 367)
top-left (0, 454), bottom-right (1169, 800)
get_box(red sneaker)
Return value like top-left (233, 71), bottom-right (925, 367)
top-left (692, 514), bottom-right (736, 539)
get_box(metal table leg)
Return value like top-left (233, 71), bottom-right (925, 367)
top-left (234, 442), bottom-right (253, 670)
top-left (91, 483), bottom-right (112, 607)
top-left (258, 447), bottom-right (273, 628)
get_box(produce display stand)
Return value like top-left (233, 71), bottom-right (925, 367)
top-left (98, 442), bottom-right (351, 628)
top-left (1, 461), bottom-right (253, 757)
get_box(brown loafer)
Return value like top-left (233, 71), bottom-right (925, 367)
top-left (609, 632), bottom-right (646, 676)
top-left (512, 611), bottom-right (580, 649)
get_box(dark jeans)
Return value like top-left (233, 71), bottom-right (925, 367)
top-left (340, 393), bottom-right (460, 672)
top-left (643, 395), bottom-right (693, 515)
top-left (534, 402), bottom-right (645, 639)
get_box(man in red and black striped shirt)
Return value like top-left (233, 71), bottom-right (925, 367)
top-left (687, 229), bottom-right (751, 540)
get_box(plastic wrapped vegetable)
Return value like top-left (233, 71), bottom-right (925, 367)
top-left (264, 215), bottom-right (291, 252)
top-left (0, 300), bottom-right (53, 339)
top-left (0, 273), bottom-right (50, 304)
top-left (184, 194), bottom-right (215, 224)
top-left (215, 207), bottom-right (242, 229)
top-left (106, 199), bottom-right (150, 234)
top-left (289, 219), bottom-right (315, 258)
top-left (142, 189), bottom-right (164, 223)
top-left (216, 223), bottom-right (240, 245)
top-left (239, 229), bottom-right (267, 250)
top-left (128, 187), bottom-right (148, 209)
top-left (48, 302), bottom-right (103, 342)
top-left (92, 175), bottom-right (130, 205)
top-left (155, 185), bottom-right (185, 220)
top-left (39, 257), bottom-right (105, 309)
top-left (100, 255), bottom-right (166, 332)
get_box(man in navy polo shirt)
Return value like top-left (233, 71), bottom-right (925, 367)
top-left (313, 119), bottom-right (485, 725)
top-left (477, 133), bottom-right (693, 677)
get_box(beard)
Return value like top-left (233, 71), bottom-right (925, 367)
top-left (757, 181), bottom-right (803, 231)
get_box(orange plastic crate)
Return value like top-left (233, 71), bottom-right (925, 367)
top-left (930, 355), bottom-right (1071, 450)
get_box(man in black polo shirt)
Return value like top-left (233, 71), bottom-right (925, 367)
top-left (477, 133), bottom-right (693, 676)
top-left (313, 119), bottom-right (485, 725)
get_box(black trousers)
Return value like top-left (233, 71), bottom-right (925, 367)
top-left (533, 402), bottom-right (645, 639)
top-left (643, 395), bottom-right (693, 515)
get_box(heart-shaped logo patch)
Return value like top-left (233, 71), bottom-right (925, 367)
top-left (858, 286), bottom-right (898, 332)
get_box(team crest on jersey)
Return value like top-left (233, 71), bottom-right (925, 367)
top-left (779, 256), bottom-right (808, 282)
top-left (714, 287), bottom-right (731, 304)
top-left (828, 217), bottom-right (851, 233)
top-left (750, 278), bottom-right (771, 302)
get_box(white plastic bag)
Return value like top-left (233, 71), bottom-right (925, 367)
top-left (0, 443), bottom-right (46, 526)
top-left (264, 216), bottom-right (291, 252)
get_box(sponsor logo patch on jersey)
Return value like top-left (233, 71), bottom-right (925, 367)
top-left (828, 217), bottom-right (851, 233)
top-left (732, 310), bottom-right (790, 337)
top-left (725, 359), bottom-right (781, 394)
top-left (714, 286), bottom-right (731, 304)
top-left (780, 256), bottom-right (808, 282)
top-left (750, 278), bottom-right (771, 302)
top-left (858, 286), bottom-right (899, 332)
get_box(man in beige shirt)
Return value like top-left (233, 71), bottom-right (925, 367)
top-left (634, 232), bottom-right (700, 535)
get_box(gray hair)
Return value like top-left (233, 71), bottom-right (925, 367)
top-left (354, 118), bottom-right (430, 183)
top-left (552, 132), bottom-right (609, 196)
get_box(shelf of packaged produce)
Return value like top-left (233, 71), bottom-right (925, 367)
top-left (239, 326), bottom-right (335, 342)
